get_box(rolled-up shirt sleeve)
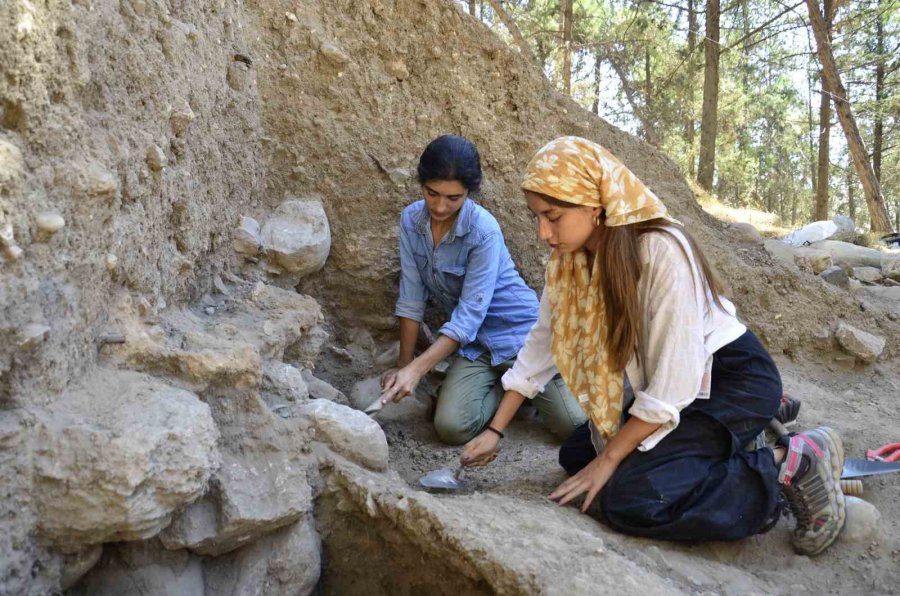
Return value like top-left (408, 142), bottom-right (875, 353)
top-left (394, 219), bottom-right (427, 322)
top-left (439, 232), bottom-right (501, 346)
top-left (629, 233), bottom-right (709, 451)
top-left (501, 286), bottom-right (559, 399)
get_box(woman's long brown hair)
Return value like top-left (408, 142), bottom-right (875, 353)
top-left (538, 194), bottom-right (727, 370)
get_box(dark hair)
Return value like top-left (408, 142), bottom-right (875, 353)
top-left (417, 135), bottom-right (483, 194)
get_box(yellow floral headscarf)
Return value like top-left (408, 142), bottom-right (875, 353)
top-left (522, 136), bottom-right (676, 440)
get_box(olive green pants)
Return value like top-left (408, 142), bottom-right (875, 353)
top-left (433, 353), bottom-right (588, 445)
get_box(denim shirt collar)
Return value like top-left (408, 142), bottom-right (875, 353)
top-left (413, 198), bottom-right (475, 243)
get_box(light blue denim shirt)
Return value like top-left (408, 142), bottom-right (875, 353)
top-left (394, 198), bottom-right (540, 365)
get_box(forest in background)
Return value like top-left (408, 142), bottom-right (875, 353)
top-left (461, 0), bottom-right (898, 233)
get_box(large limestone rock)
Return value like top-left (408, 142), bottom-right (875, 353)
top-left (820, 266), bottom-right (850, 290)
top-left (763, 239), bottom-right (799, 273)
top-left (59, 546), bottom-right (104, 591)
top-left (728, 222), bottom-right (762, 245)
top-left (32, 369), bottom-right (220, 551)
top-left (300, 399), bottom-right (389, 471)
top-left (160, 392), bottom-right (313, 557)
top-left (831, 215), bottom-right (856, 242)
top-left (261, 360), bottom-right (310, 405)
top-left (103, 284), bottom-right (324, 390)
top-left (882, 256), bottom-right (900, 281)
top-left (807, 240), bottom-right (884, 268)
top-left (71, 541), bottom-right (205, 596)
top-left (834, 322), bottom-right (885, 363)
top-left (794, 247), bottom-right (833, 274)
top-left (205, 515), bottom-right (321, 595)
top-left (233, 216), bottom-right (262, 256)
top-left (852, 266), bottom-right (883, 284)
top-left (302, 368), bottom-right (348, 404)
top-left (864, 286), bottom-right (900, 302)
top-left (261, 199), bottom-right (331, 276)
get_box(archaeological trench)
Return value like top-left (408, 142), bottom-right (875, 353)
top-left (2, 1), bottom-right (899, 595)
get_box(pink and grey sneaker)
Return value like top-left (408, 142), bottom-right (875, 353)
top-left (778, 426), bottom-right (846, 556)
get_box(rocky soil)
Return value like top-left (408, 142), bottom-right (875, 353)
top-left (2, 0), bottom-right (899, 594)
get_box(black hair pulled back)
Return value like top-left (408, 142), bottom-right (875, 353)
top-left (416, 134), bottom-right (483, 195)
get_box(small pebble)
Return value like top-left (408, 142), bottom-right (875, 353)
top-left (36, 212), bottom-right (65, 234)
top-left (841, 496), bottom-right (881, 543)
top-left (146, 145), bottom-right (167, 171)
top-left (19, 323), bottom-right (50, 350)
top-left (204, 306), bottom-right (215, 315)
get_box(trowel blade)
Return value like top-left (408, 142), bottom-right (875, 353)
top-left (842, 458), bottom-right (900, 479)
top-left (363, 398), bottom-right (383, 415)
top-left (419, 467), bottom-right (461, 490)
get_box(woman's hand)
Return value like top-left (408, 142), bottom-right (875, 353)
top-left (461, 430), bottom-right (501, 467)
top-left (381, 368), bottom-right (399, 390)
top-left (548, 454), bottom-right (619, 513)
top-left (380, 364), bottom-right (423, 404)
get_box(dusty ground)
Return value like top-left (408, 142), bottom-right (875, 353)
top-left (313, 315), bottom-right (900, 595)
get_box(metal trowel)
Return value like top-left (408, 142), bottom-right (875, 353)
top-left (363, 398), bottom-right (384, 416)
top-left (419, 463), bottom-right (465, 491)
top-left (842, 458), bottom-right (900, 479)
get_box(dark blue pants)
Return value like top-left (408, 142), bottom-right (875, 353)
top-left (558, 330), bottom-right (783, 541)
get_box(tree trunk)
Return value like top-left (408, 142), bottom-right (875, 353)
top-left (873, 0), bottom-right (884, 182)
top-left (560, 0), bottom-right (574, 95)
top-left (592, 50), bottom-right (602, 114)
top-left (807, 75), bottom-right (818, 195)
top-left (847, 165), bottom-right (856, 221)
top-left (813, 0), bottom-right (833, 221)
top-left (805, 0), bottom-right (893, 232)
top-left (815, 88), bottom-right (831, 220)
top-left (607, 53), bottom-right (661, 146)
top-left (697, 0), bottom-right (720, 191)
top-left (486, 0), bottom-right (538, 66)
top-left (686, 0), bottom-right (697, 176)
top-left (468, 0), bottom-right (476, 16)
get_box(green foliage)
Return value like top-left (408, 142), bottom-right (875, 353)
top-left (472, 0), bottom-right (898, 231)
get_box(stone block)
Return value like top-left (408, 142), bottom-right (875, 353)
top-left (834, 322), bottom-right (885, 363)
top-left (260, 199), bottom-right (331, 276)
top-left (300, 399), bottom-right (389, 471)
top-left (33, 369), bottom-right (219, 551)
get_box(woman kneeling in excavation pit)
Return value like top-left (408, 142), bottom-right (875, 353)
top-left (461, 136), bottom-right (846, 556)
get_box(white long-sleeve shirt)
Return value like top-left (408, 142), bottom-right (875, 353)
top-left (501, 228), bottom-right (747, 451)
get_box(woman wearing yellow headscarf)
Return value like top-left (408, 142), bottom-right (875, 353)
top-left (461, 137), bottom-right (846, 556)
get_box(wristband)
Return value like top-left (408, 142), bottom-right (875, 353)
top-left (486, 425), bottom-right (504, 439)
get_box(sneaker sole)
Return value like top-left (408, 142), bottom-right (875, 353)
top-left (805, 426), bottom-right (847, 555)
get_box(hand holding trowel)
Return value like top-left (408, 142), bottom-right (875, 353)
top-left (363, 366), bottom-right (420, 415)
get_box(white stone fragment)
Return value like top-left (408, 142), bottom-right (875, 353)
top-left (169, 99), bottom-right (195, 136)
top-left (35, 212), bottom-right (66, 237)
top-left (146, 144), bottom-right (168, 171)
top-left (882, 257), bottom-right (900, 282)
top-left (319, 42), bottom-right (350, 66)
top-left (840, 496), bottom-right (881, 543)
top-left (835, 322), bottom-right (885, 363)
top-left (793, 247), bottom-right (833, 274)
top-left (299, 399), bottom-right (388, 471)
top-left (260, 199), bottom-right (331, 276)
top-left (852, 266), bottom-right (883, 284)
top-left (262, 360), bottom-right (309, 402)
top-left (233, 216), bottom-right (261, 256)
top-left (18, 323), bottom-right (50, 350)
